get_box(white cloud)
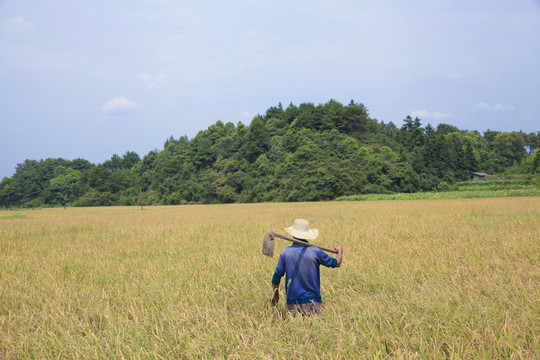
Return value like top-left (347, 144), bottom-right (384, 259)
top-left (492, 104), bottom-right (514, 111)
top-left (2, 16), bottom-right (37, 35)
top-left (411, 110), bottom-right (452, 119)
top-left (474, 102), bottom-right (490, 109)
top-left (102, 96), bottom-right (139, 115)
top-left (138, 72), bottom-right (165, 89)
top-left (241, 111), bottom-right (251, 118)
top-left (475, 102), bottom-right (514, 111)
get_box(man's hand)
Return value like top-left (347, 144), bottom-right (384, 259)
top-left (334, 245), bottom-right (343, 267)
top-left (270, 283), bottom-right (279, 306)
top-left (271, 290), bottom-right (279, 306)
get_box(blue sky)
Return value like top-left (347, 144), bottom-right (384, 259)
top-left (1, 0), bottom-right (539, 180)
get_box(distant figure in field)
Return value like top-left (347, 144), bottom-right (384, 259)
top-left (270, 219), bottom-right (343, 316)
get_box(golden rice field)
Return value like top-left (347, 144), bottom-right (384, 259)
top-left (1, 197), bottom-right (539, 359)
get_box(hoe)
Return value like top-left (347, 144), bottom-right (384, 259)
top-left (262, 230), bottom-right (338, 258)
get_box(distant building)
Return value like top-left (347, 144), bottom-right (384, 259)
top-left (470, 172), bottom-right (488, 180)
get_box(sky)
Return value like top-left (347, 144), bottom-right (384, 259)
top-left (1, 0), bottom-right (539, 180)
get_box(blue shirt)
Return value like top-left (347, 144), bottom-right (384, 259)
top-left (271, 243), bottom-right (338, 304)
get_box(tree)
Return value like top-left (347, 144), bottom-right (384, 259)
top-left (321, 100), bottom-right (344, 131)
top-left (399, 116), bottom-right (425, 149)
top-left (263, 105), bottom-right (284, 123)
top-left (525, 131), bottom-right (540, 154)
top-left (0, 177), bottom-right (14, 208)
top-left (49, 167), bottom-right (82, 208)
top-left (81, 165), bottom-right (110, 192)
top-left (69, 158), bottom-right (93, 172)
top-left (103, 154), bottom-right (123, 172)
top-left (525, 149), bottom-right (540, 174)
top-left (437, 123), bottom-right (459, 135)
top-left (291, 103), bottom-right (319, 130)
top-left (122, 151), bottom-right (141, 169)
top-left (492, 132), bottom-right (526, 166)
top-left (343, 100), bottom-right (373, 138)
top-left (282, 103), bottom-right (299, 124)
top-left (11, 160), bottom-right (44, 205)
top-left (483, 129), bottom-right (500, 149)
top-left (244, 116), bottom-right (269, 161)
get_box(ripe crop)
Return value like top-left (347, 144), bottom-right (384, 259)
top-left (1, 197), bottom-right (538, 358)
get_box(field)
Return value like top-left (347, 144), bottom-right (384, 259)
top-left (1, 198), bottom-right (539, 359)
top-left (337, 179), bottom-right (540, 201)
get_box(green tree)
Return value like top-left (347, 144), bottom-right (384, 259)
top-left (244, 116), bottom-right (269, 161)
top-left (0, 177), bottom-right (14, 207)
top-left (343, 100), bottom-right (374, 139)
top-left (11, 160), bottom-right (44, 206)
top-left (49, 167), bottom-right (82, 207)
top-left (103, 154), bottom-right (123, 171)
top-left (525, 149), bottom-right (540, 174)
top-left (492, 132), bottom-right (526, 166)
top-left (122, 151), bottom-right (141, 169)
top-left (525, 131), bottom-right (540, 154)
top-left (483, 129), bottom-right (500, 149)
top-left (81, 165), bottom-right (110, 192)
top-left (399, 116), bottom-right (425, 149)
top-left (437, 123), bottom-right (459, 135)
top-left (321, 100), bottom-right (344, 131)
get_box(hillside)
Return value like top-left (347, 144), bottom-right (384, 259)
top-left (1, 100), bottom-right (539, 207)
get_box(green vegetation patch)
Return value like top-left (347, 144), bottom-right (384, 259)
top-left (456, 179), bottom-right (531, 191)
top-left (1, 100), bottom-right (538, 208)
top-left (0, 213), bottom-right (30, 220)
top-left (337, 188), bottom-right (540, 201)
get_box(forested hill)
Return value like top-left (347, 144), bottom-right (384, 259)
top-left (1, 100), bottom-right (539, 207)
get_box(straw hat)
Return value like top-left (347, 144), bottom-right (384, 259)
top-left (283, 219), bottom-right (319, 240)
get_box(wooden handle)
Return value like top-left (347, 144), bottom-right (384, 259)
top-left (270, 231), bottom-right (338, 254)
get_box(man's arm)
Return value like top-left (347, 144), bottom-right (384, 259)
top-left (334, 245), bottom-right (343, 267)
top-left (271, 251), bottom-right (285, 306)
top-left (317, 245), bottom-right (343, 268)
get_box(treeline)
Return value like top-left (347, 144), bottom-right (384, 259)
top-left (1, 100), bottom-right (539, 207)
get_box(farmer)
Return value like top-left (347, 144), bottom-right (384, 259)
top-left (270, 219), bottom-right (343, 316)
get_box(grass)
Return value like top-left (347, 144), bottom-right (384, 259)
top-left (336, 188), bottom-right (540, 201)
top-left (337, 179), bottom-right (540, 201)
top-left (0, 213), bottom-right (30, 220)
top-left (1, 198), bottom-right (539, 358)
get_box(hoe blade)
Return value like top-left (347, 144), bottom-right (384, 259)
top-left (262, 231), bottom-right (275, 257)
